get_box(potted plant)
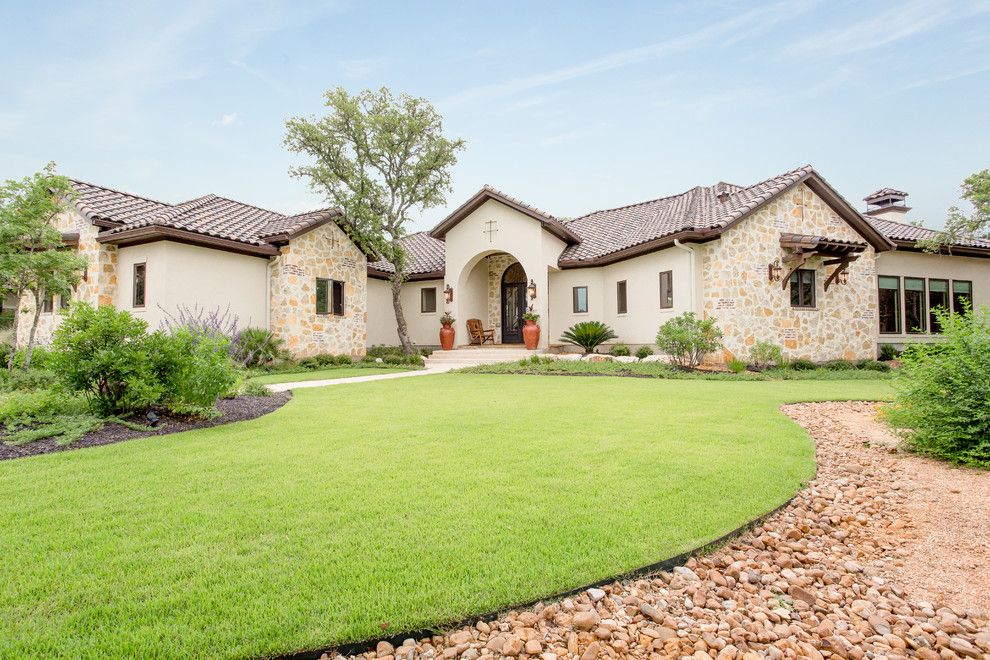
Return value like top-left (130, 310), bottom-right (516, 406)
top-left (521, 306), bottom-right (541, 350)
top-left (439, 311), bottom-right (456, 351)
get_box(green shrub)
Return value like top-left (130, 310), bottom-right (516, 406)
top-left (49, 304), bottom-right (162, 415)
top-left (151, 327), bottom-right (237, 411)
top-left (656, 313), bottom-right (723, 368)
top-left (609, 343), bottom-right (631, 357)
top-left (885, 305), bottom-right (990, 465)
top-left (635, 345), bottom-right (653, 360)
top-left (232, 328), bottom-right (286, 367)
top-left (823, 359), bottom-right (855, 371)
top-left (0, 388), bottom-right (88, 426)
top-left (561, 321), bottom-right (617, 354)
top-left (727, 358), bottom-right (747, 374)
top-left (366, 345), bottom-right (406, 359)
top-left (3, 414), bottom-right (106, 447)
top-left (239, 380), bottom-right (273, 397)
top-left (789, 358), bottom-right (816, 371)
top-left (879, 343), bottom-right (900, 361)
top-left (858, 360), bottom-right (891, 372)
top-left (334, 354), bottom-right (353, 366)
top-left (5, 368), bottom-right (59, 391)
top-left (6, 346), bottom-right (54, 371)
top-left (749, 341), bottom-right (783, 370)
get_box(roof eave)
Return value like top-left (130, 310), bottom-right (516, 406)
top-left (430, 188), bottom-right (580, 244)
top-left (368, 267), bottom-right (445, 281)
top-left (97, 225), bottom-right (279, 257)
top-left (558, 229), bottom-right (717, 268)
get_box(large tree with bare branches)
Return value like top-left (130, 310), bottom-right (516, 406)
top-left (284, 87), bottom-right (465, 354)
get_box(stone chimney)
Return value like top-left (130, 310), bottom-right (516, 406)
top-left (864, 188), bottom-right (911, 221)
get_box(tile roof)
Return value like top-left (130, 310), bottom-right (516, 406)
top-left (68, 179), bottom-right (347, 252)
top-left (865, 188), bottom-right (908, 202)
top-left (865, 216), bottom-right (990, 249)
top-left (430, 185), bottom-right (580, 244)
top-left (368, 232), bottom-right (445, 277)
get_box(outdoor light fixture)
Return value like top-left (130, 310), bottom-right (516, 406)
top-left (767, 259), bottom-right (783, 283)
top-left (444, 284), bottom-right (454, 304)
top-left (527, 279), bottom-right (537, 299)
top-left (837, 269), bottom-right (849, 286)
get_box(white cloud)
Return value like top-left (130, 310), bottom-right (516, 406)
top-left (213, 112), bottom-right (241, 127)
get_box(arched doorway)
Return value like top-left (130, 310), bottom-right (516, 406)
top-left (501, 262), bottom-right (527, 344)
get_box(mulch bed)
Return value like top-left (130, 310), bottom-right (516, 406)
top-left (0, 391), bottom-right (291, 462)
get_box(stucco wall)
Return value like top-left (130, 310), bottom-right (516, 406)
top-left (366, 276), bottom-right (443, 347)
top-left (874, 250), bottom-right (990, 345)
top-left (116, 241), bottom-right (269, 331)
top-left (269, 222), bottom-right (368, 357)
top-left (700, 183), bottom-right (878, 363)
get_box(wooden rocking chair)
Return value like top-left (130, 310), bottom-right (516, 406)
top-left (466, 318), bottom-right (495, 345)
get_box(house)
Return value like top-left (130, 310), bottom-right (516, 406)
top-left (17, 165), bottom-right (990, 362)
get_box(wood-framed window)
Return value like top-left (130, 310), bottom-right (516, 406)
top-left (41, 290), bottom-right (53, 314)
top-left (133, 262), bottom-right (146, 308)
top-left (878, 275), bottom-right (901, 334)
top-left (317, 278), bottom-right (345, 316)
top-left (928, 278), bottom-right (949, 333)
top-left (572, 286), bottom-right (588, 314)
top-left (904, 277), bottom-right (926, 333)
top-left (59, 292), bottom-right (71, 311)
top-left (952, 280), bottom-right (973, 314)
top-left (659, 271), bottom-right (673, 309)
top-left (789, 268), bottom-right (816, 308)
top-left (616, 281), bottom-right (627, 314)
top-left (420, 287), bottom-right (437, 313)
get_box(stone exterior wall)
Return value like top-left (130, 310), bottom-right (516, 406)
top-left (15, 208), bottom-right (117, 347)
top-left (269, 222), bottom-right (368, 357)
top-left (485, 253), bottom-right (519, 344)
top-left (701, 183), bottom-right (878, 362)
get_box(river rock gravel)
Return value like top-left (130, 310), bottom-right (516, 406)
top-left (321, 401), bottom-right (989, 660)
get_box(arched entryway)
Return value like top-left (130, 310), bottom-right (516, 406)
top-left (500, 262), bottom-right (527, 344)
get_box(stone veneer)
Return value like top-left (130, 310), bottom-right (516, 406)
top-left (701, 183), bottom-right (878, 362)
top-left (486, 253), bottom-right (521, 344)
top-left (269, 222), bottom-right (368, 357)
top-left (15, 207), bottom-right (118, 347)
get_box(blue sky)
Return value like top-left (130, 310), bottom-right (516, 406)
top-left (1, 0), bottom-right (988, 231)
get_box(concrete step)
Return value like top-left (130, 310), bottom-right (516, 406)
top-left (425, 347), bottom-right (544, 366)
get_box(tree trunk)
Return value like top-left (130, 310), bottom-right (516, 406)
top-left (7, 287), bottom-right (25, 372)
top-left (23, 290), bottom-right (42, 371)
top-left (389, 274), bottom-right (414, 355)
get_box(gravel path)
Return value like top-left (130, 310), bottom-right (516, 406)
top-left (318, 401), bottom-right (989, 660)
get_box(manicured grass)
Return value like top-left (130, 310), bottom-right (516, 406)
top-left (248, 366), bottom-right (413, 385)
top-left (0, 375), bottom-right (892, 658)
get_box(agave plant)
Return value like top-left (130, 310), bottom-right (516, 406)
top-left (560, 321), bottom-right (618, 354)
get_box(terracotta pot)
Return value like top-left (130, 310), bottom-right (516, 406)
top-left (522, 319), bottom-right (540, 350)
top-left (439, 323), bottom-right (455, 351)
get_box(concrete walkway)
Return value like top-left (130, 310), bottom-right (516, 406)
top-left (266, 363), bottom-right (471, 392)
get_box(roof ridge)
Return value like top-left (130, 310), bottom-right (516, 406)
top-left (68, 177), bottom-right (173, 207)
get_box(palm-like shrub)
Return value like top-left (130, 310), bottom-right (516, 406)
top-left (232, 327), bottom-right (286, 367)
top-left (560, 321), bottom-right (617, 354)
top-left (655, 312), bottom-right (723, 368)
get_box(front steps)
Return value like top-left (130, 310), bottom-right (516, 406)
top-left (424, 345), bottom-right (545, 367)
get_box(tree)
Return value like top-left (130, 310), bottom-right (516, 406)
top-left (0, 163), bottom-right (87, 370)
top-left (918, 169), bottom-right (990, 254)
top-left (284, 87), bottom-right (465, 353)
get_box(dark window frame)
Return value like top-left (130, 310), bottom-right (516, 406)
top-left (789, 268), bottom-right (816, 308)
top-left (659, 270), bottom-right (673, 309)
top-left (952, 279), bottom-right (973, 314)
top-left (904, 277), bottom-right (926, 334)
top-left (316, 278), bottom-right (330, 315)
top-left (331, 280), bottom-right (345, 317)
top-left (420, 287), bottom-right (437, 314)
top-left (928, 278), bottom-right (949, 333)
top-left (572, 286), bottom-right (589, 314)
top-left (616, 281), bottom-right (627, 315)
top-left (316, 278), bottom-right (345, 316)
top-left (132, 262), bottom-right (146, 308)
top-left (41, 290), bottom-right (53, 314)
top-left (878, 275), bottom-right (901, 335)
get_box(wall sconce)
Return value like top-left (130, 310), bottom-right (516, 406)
top-left (444, 284), bottom-right (454, 304)
top-left (527, 279), bottom-right (537, 300)
top-left (836, 269), bottom-right (849, 286)
top-left (767, 259), bottom-right (783, 283)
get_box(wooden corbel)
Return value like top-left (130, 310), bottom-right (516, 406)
top-left (780, 251), bottom-right (808, 290)
top-left (823, 255), bottom-right (857, 291)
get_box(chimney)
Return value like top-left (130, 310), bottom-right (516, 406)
top-left (717, 191), bottom-right (730, 203)
top-left (864, 188), bottom-right (911, 221)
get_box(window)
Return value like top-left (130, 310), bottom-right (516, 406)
top-left (420, 287), bottom-right (437, 314)
top-left (904, 277), bottom-right (926, 334)
top-left (317, 278), bottom-right (345, 316)
top-left (789, 269), bottom-right (815, 308)
top-left (41, 291), bottom-right (53, 314)
top-left (133, 262), bottom-right (146, 308)
top-left (616, 281), bottom-right (627, 314)
top-left (659, 271), bottom-right (673, 309)
top-left (572, 286), bottom-right (588, 313)
top-left (928, 279), bottom-right (949, 333)
top-left (878, 275), bottom-right (901, 334)
top-left (952, 280), bottom-right (973, 314)
top-left (59, 293), bottom-right (70, 311)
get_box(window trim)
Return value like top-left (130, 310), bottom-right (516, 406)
top-left (928, 278), bottom-right (949, 334)
top-left (616, 280), bottom-right (627, 315)
top-left (877, 274), bottom-right (901, 335)
top-left (331, 279), bottom-right (345, 317)
top-left (659, 270), bottom-right (673, 309)
top-left (316, 277), bottom-right (330, 315)
top-left (952, 279), bottom-right (973, 314)
top-left (572, 286), bottom-right (589, 314)
top-left (903, 277), bottom-right (927, 334)
top-left (420, 287), bottom-right (437, 314)
top-left (789, 268), bottom-right (816, 309)
top-left (132, 262), bottom-right (147, 308)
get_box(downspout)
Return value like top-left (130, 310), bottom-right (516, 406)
top-left (672, 239), bottom-right (697, 314)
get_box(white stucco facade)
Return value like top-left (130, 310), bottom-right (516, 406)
top-left (366, 277), bottom-right (444, 347)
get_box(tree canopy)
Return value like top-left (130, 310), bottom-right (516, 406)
top-left (918, 169), bottom-right (990, 253)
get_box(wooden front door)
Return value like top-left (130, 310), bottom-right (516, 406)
top-left (501, 262), bottom-right (527, 344)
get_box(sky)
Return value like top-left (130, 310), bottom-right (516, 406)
top-left (1, 0), bottom-right (988, 232)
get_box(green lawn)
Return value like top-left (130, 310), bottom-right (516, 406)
top-left (0, 375), bottom-right (891, 658)
top-left (248, 366), bottom-right (414, 385)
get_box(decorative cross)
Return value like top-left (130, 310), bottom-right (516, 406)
top-left (483, 219), bottom-right (498, 242)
